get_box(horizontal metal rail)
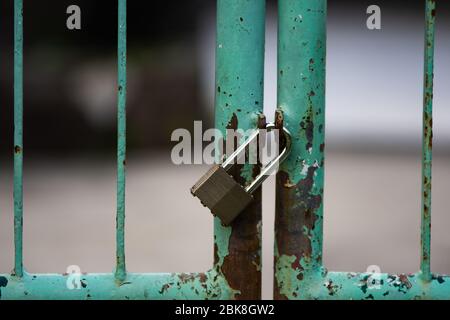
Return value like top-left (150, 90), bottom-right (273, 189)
top-left (0, 272), bottom-right (235, 300)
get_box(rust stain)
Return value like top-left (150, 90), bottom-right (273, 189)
top-left (274, 103), bottom-right (323, 299)
top-left (300, 105), bottom-right (314, 151)
top-left (320, 143), bottom-right (325, 153)
top-left (325, 280), bottom-right (339, 296)
top-left (274, 149), bottom-right (321, 295)
top-left (399, 274), bottom-right (413, 289)
top-left (219, 114), bottom-right (262, 300)
top-left (159, 283), bottom-right (171, 295)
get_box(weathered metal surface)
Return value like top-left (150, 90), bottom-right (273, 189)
top-left (273, 0), bottom-right (449, 300)
top-left (115, 0), bottom-right (127, 283)
top-left (274, 0), bottom-right (327, 300)
top-left (13, 0), bottom-right (24, 279)
top-left (213, 0), bottom-right (265, 300)
top-left (420, 0), bottom-right (435, 282)
top-left (287, 272), bottom-right (450, 300)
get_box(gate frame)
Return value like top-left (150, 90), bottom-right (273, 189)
top-left (273, 0), bottom-right (450, 300)
top-left (2, 0), bottom-right (449, 301)
top-left (0, 0), bottom-right (264, 300)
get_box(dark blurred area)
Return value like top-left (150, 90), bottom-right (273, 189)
top-left (0, 0), bottom-right (210, 155)
top-left (0, 0), bottom-right (449, 155)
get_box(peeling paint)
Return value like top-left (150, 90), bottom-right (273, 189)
top-left (213, 0), bottom-right (265, 300)
top-left (420, 0), bottom-right (435, 282)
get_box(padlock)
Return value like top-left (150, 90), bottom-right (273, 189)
top-left (191, 123), bottom-right (291, 225)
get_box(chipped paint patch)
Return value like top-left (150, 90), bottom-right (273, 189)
top-left (0, 276), bottom-right (8, 298)
top-left (275, 255), bottom-right (301, 299)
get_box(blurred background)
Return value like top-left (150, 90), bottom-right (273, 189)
top-left (0, 0), bottom-right (449, 299)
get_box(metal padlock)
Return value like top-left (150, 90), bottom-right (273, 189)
top-left (191, 123), bottom-right (291, 225)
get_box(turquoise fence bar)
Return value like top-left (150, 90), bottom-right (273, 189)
top-left (115, 0), bottom-right (127, 283)
top-left (420, 0), bottom-right (436, 282)
top-left (13, 0), bottom-right (24, 279)
top-left (274, 0), bottom-right (327, 299)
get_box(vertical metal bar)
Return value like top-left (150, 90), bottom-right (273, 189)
top-left (115, 0), bottom-right (127, 282)
top-left (274, 0), bottom-right (327, 299)
top-left (420, 0), bottom-right (436, 281)
top-left (13, 0), bottom-right (24, 278)
top-left (214, 0), bottom-right (265, 299)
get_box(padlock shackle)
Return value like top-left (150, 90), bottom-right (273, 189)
top-left (246, 124), bottom-right (291, 193)
top-left (222, 129), bottom-right (260, 171)
top-left (221, 123), bottom-right (292, 194)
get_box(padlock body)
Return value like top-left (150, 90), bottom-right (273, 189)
top-left (191, 165), bottom-right (253, 225)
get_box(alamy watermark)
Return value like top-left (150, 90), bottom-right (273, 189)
top-left (65, 5), bottom-right (379, 32)
top-left (367, 5), bottom-right (381, 30)
top-left (365, 265), bottom-right (382, 290)
top-left (66, 5), bottom-right (81, 30)
top-left (171, 121), bottom-right (281, 171)
top-left (66, 265), bottom-right (82, 290)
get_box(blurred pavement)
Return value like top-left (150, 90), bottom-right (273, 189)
top-left (1, 151), bottom-right (449, 299)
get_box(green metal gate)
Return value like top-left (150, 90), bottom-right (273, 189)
top-left (1, 0), bottom-right (449, 300)
top-left (273, 0), bottom-right (449, 300)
